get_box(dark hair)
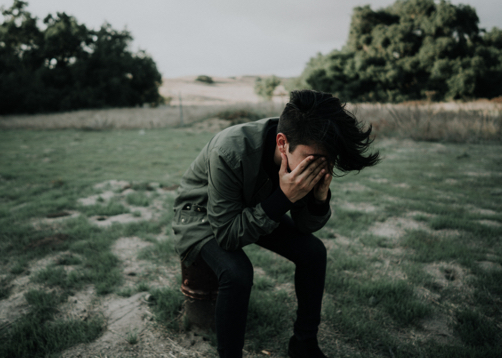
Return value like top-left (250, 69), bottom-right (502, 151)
top-left (278, 89), bottom-right (380, 175)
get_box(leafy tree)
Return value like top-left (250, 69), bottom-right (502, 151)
top-left (294, 0), bottom-right (502, 102)
top-left (0, 0), bottom-right (163, 114)
top-left (195, 75), bottom-right (214, 84)
top-left (254, 75), bottom-right (281, 101)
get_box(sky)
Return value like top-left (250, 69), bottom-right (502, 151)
top-left (1, 0), bottom-right (500, 78)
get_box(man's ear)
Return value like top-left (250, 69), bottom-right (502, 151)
top-left (276, 133), bottom-right (288, 154)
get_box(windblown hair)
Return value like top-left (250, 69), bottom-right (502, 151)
top-left (278, 89), bottom-right (380, 175)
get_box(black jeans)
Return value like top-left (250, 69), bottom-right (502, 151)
top-left (200, 215), bottom-right (327, 358)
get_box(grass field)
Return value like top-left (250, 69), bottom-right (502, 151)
top-left (0, 120), bottom-right (501, 357)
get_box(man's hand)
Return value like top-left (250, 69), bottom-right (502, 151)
top-left (313, 169), bottom-right (332, 202)
top-left (279, 153), bottom-right (326, 203)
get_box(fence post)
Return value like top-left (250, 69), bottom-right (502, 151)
top-left (179, 92), bottom-right (184, 126)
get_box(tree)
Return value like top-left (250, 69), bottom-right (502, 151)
top-left (0, 0), bottom-right (163, 114)
top-left (195, 75), bottom-right (214, 84)
top-left (294, 0), bottom-right (502, 102)
top-left (254, 75), bottom-right (281, 101)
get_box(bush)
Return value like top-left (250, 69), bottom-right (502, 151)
top-left (293, 0), bottom-right (502, 102)
top-left (195, 75), bottom-right (214, 84)
top-left (0, 0), bottom-right (163, 114)
top-left (254, 76), bottom-right (281, 101)
top-left (215, 109), bottom-right (264, 125)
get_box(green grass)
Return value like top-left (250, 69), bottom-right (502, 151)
top-left (1, 127), bottom-right (501, 357)
top-left (245, 289), bottom-right (296, 353)
top-left (80, 200), bottom-right (130, 216)
top-left (126, 329), bottom-right (139, 345)
top-left (32, 265), bottom-right (87, 290)
top-left (148, 286), bottom-right (185, 330)
top-left (455, 309), bottom-right (499, 347)
top-left (137, 238), bottom-right (176, 262)
top-left (126, 191), bottom-right (151, 207)
top-left (0, 289), bottom-right (103, 357)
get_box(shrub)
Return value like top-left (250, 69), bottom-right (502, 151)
top-left (195, 75), bottom-right (214, 84)
top-left (254, 76), bottom-right (281, 101)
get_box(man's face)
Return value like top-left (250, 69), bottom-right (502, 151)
top-left (284, 142), bottom-right (330, 173)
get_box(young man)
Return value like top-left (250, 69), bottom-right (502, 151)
top-left (172, 90), bottom-right (380, 358)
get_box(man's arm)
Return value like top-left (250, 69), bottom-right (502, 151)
top-left (290, 190), bottom-right (332, 234)
top-left (206, 148), bottom-right (280, 251)
top-left (282, 153), bottom-right (333, 233)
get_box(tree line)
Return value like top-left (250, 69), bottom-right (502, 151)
top-left (0, 0), bottom-right (163, 115)
top-left (291, 0), bottom-right (502, 102)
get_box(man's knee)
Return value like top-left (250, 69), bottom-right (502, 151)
top-left (298, 235), bottom-right (327, 266)
top-left (219, 258), bottom-right (254, 290)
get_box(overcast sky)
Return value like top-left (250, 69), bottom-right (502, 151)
top-left (1, 0), bottom-right (499, 78)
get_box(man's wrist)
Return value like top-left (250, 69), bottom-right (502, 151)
top-left (307, 190), bottom-right (331, 216)
top-left (314, 196), bottom-right (328, 204)
top-left (262, 187), bottom-right (294, 222)
top-left (314, 192), bottom-right (328, 203)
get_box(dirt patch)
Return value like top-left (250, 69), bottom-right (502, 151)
top-left (94, 180), bottom-right (131, 191)
top-left (393, 182), bottom-right (411, 188)
top-left (0, 254), bottom-right (66, 335)
top-left (32, 210), bottom-right (81, 229)
top-left (370, 258), bottom-right (407, 281)
top-left (415, 286), bottom-right (441, 304)
top-left (80, 181), bottom-right (172, 228)
top-left (112, 237), bottom-right (154, 283)
top-left (321, 234), bottom-right (353, 251)
top-left (113, 237), bottom-right (152, 263)
top-left (89, 211), bottom-right (153, 227)
top-left (340, 182), bottom-right (368, 192)
top-left (60, 292), bottom-right (185, 358)
top-left (477, 261), bottom-right (502, 272)
top-left (423, 262), bottom-right (473, 295)
top-left (465, 205), bottom-right (498, 216)
top-left (418, 313), bottom-right (459, 346)
top-left (78, 191), bottom-right (116, 206)
top-left (0, 289), bottom-right (30, 336)
top-left (338, 201), bottom-right (377, 213)
top-left (369, 217), bottom-right (428, 240)
top-left (477, 219), bottom-right (502, 228)
top-left (465, 171), bottom-right (491, 177)
top-left (369, 177), bottom-right (389, 184)
top-left (57, 236), bottom-right (213, 357)
top-left (60, 293), bottom-right (215, 358)
top-left (57, 285), bottom-right (96, 321)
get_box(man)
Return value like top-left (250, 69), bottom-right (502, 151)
top-left (172, 90), bottom-right (380, 358)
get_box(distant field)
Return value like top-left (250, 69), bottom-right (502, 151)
top-left (0, 123), bottom-right (501, 357)
top-left (1, 76), bottom-right (501, 143)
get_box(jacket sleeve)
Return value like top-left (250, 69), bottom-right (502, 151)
top-left (206, 148), bottom-right (280, 251)
top-left (290, 190), bottom-right (332, 234)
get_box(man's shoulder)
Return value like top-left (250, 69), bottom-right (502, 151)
top-left (209, 117), bottom-right (278, 159)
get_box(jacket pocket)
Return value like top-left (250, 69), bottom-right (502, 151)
top-left (178, 204), bottom-right (208, 225)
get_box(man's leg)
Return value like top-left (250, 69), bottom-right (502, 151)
top-left (200, 238), bottom-right (254, 358)
top-left (255, 215), bottom-right (327, 341)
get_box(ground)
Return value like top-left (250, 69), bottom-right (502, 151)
top-left (0, 77), bottom-right (501, 357)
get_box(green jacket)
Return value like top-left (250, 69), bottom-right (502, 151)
top-left (172, 117), bottom-right (332, 266)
